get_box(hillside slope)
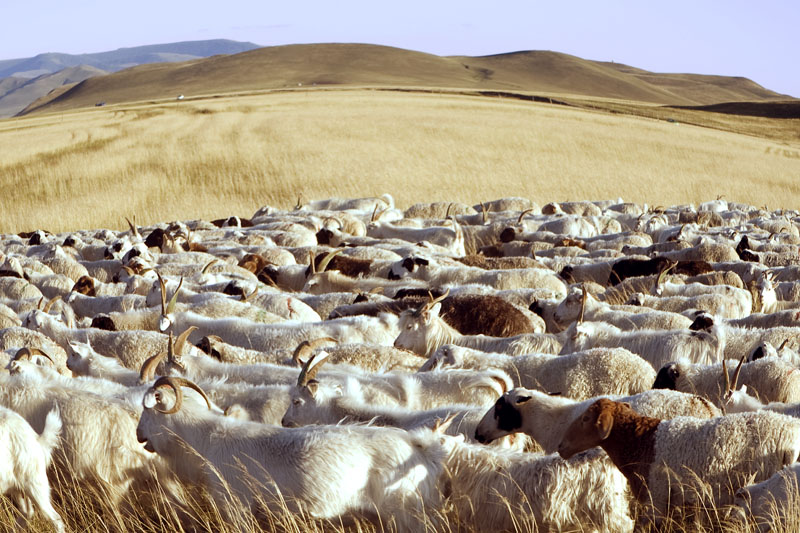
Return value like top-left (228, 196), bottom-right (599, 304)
top-left (0, 65), bottom-right (107, 117)
top-left (20, 43), bottom-right (791, 116)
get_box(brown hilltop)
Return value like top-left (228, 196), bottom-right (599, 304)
top-left (21, 43), bottom-right (793, 115)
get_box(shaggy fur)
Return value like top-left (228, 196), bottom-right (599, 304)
top-left (559, 399), bottom-right (800, 524)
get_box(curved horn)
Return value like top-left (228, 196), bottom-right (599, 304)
top-left (371, 204), bottom-right (379, 223)
top-left (445, 203), bottom-right (453, 220)
top-left (425, 287), bottom-right (450, 311)
top-left (174, 326), bottom-right (198, 356)
top-left (297, 350), bottom-right (331, 387)
top-left (13, 347), bottom-right (33, 361)
top-left (201, 259), bottom-right (220, 275)
top-left (153, 377), bottom-right (182, 414)
top-left (517, 208), bottom-right (534, 225)
top-left (418, 288), bottom-right (450, 316)
top-left (139, 349), bottom-right (168, 382)
top-left (152, 376), bottom-right (212, 414)
top-left (242, 286), bottom-right (258, 302)
top-left (323, 216), bottom-right (343, 230)
top-left (480, 202), bottom-right (488, 224)
top-left (42, 295), bottom-right (60, 313)
top-left (12, 347), bottom-right (53, 364)
top-left (292, 337), bottom-right (336, 367)
top-left (30, 347), bottom-right (55, 365)
top-left (779, 339), bottom-right (791, 351)
top-left (292, 340), bottom-right (314, 367)
top-left (654, 260), bottom-right (677, 294)
top-left (317, 249), bottom-right (343, 273)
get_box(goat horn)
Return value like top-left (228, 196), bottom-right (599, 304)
top-left (166, 277), bottom-right (183, 315)
top-left (432, 412), bottom-right (458, 434)
top-left (578, 283), bottom-right (587, 324)
top-left (242, 286), bottom-right (258, 302)
top-left (517, 208), bottom-right (533, 225)
top-left (31, 347), bottom-right (55, 365)
top-left (42, 295), bottom-right (60, 313)
top-left (12, 347), bottom-right (52, 364)
top-left (779, 339), bottom-right (790, 351)
top-left (292, 336), bottom-right (337, 367)
top-left (152, 376), bottom-right (212, 414)
top-left (297, 350), bottom-right (331, 387)
top-left (13, 347), bottom-right (32, 361)
top-left (156, 271), bottom-right (167, 316)
top-left (308, 250), bottom-right (317, 275)
top-left (371, 204), bottom-right (379, 222)
top-left (731, 355), bottom-right (746, 393)
top-left (201, 259), bottom-right (219, 275)
top-left (125, 216), bottom-right (140, 238)
top-left (654, 260), bottom-right (676, 294)
top-left (722, 358), bottom-right (731, 397)
top-left (317, 249), bottom-right (343, 273)
top-left (421, 288), bottom-right (450, 315)
top-left (174, 326), bottom-right (197, 356)
top-left (323, 216), bottom-right (343, 230)
top-left (445, 203), bottom-right (453, 220)
top-left (139, 349), bottom-right (168, 383)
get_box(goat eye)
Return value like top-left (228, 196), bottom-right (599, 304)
top-left (582, 415), bottom-right (589, 422)
top-left (293, 399), bottom-right (302, 406)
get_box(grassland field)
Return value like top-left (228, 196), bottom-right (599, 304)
top-left (1, 87), bottom-right (799, 234)
top-left (2, 86), bottom-right (800, 532)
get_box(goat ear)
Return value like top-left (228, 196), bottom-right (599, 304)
top-left (515, 394), bottom-right (532, 404)
top-left (305, 380), bottom-right (319, 397)
top-left (596, 410), bottom-right (614, 440)
top-left (431, 413), bottom-right (458, 434)
top-left (423, 302), bottom-right (442, 323)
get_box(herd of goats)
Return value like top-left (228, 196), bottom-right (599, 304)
top-left (2, 193), bottom-right (800, 532)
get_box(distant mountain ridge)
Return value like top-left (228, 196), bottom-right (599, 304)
top-left (0, 39), bottom-right (261, 79)
top-left (0, 39), bottom-right (261, 117)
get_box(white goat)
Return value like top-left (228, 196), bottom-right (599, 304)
top-left (439, 434), bottom-right (633, 532)
top-left (560, 321), bottom-right (721, 370)
top-left (136, 376), bottom-right (448, 530)
top-left (0, 405), bottom-right (64, 532)
top-left (421, 344), bottom-right (655, 399)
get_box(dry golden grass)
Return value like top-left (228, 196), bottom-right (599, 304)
top-left (1, 88), bottom-right (799, 234)
top-left (0, 458), bottom-right (794, 532)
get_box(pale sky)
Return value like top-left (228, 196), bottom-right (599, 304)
top-left (1, 0), bottom-right (798, 97)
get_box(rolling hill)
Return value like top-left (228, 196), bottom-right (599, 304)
top-left (0, 65), bottom-right (107, 118)
top-left (18, 43), bottom-right (793, 116)
top-left (0, 39), bottom-right (262, 117)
